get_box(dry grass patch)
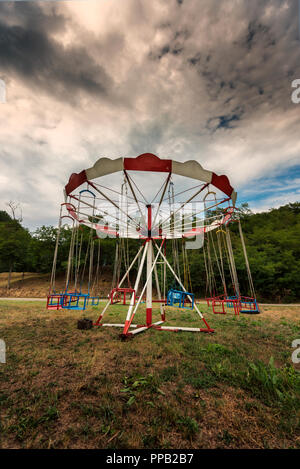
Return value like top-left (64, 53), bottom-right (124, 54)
top-left (0, 300), bottom-right (299, 449)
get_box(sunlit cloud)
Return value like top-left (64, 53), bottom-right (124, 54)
top-left (0, 0), bottom-right (299, 229)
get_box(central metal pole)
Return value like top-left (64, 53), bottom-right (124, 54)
top-left (146, 205), bottom-right (152, 326)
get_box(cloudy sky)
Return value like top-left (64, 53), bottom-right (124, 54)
top-left (0, 0), bottom-right (300, 229)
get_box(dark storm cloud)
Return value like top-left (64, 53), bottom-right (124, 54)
top-left (246, 21), bottom-right (276, 51)
top-left (1, 0), bottom-right (300, 227)
top-left (0, 1), bottom-right (66, 33)
top-left (188, 53), bottom-right (201, 66)
top-left (0, 3), bottom-right (112, 103)
top-left (149, 43), bottom-right (184, 60)
top-left (146, 0), bottom-right (300, 133)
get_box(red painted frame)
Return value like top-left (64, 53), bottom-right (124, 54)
top-left (110, 287), bottom-right (136, 305)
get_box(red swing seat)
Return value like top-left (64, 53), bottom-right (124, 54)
top-left (110, 287), bottom-right (136, 305)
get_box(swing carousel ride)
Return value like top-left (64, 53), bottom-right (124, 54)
top-left (47, 153), bottom-right (259, 338)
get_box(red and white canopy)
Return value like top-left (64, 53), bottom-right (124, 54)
top-left (64, 153), bottom-right (237, 239)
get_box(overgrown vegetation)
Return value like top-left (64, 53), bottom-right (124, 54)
top-left (0, 301), bottom-right (299, 449)
top-left (0, 202), bottom-right (299, 302)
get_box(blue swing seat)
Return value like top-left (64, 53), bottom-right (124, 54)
top-left (226, 295), bottom-right (238, 308)
top-left (61, 292), bottom-right (89, 311)
top-left (89, 296), bottom-right (100, 306)
top-left (239, 296), bottom-right (260, 314)
top-left (166, 289), bottom-right (194, 309)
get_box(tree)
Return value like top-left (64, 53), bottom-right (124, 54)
top-left (0, 216), bottom-right (31, 289)
top-left (6, 200), bottom-right (23, 223)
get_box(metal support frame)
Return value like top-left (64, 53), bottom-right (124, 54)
top-left (94, 244), bottom-right (145, 325)
top-left (152, 242), bottom-right (214, 333)
top-left (93, 204), bottom-right (214, 337)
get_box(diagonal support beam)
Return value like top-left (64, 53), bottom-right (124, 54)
top-left (124, 170), bottom-right (147, 228)
top-left (88, 181), bottom-right (140, 229)
top-left (152, 173), bottom-right (171, 229)
top-left (153, 249), bottom-right (164, 319)
top-left (157, 183), bottom-right (209, 231)
top-left (153, 241), bottom-right (214, 332)
top-left (122, 239), bottom-right (166, 336)
top-left (122, 242), bottom-right (148, 335)
top-left (94, 244), bottom-right (145, 325)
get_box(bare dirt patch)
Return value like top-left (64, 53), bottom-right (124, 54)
top-left (260, 305), bottom-right (300, 322)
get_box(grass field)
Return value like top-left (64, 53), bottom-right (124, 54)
top-left (0, 300), bottom-right (299, 449)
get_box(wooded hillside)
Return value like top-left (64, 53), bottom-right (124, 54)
top-left (0, 203), bottom-right (299, 302)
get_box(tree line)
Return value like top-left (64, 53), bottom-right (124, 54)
top-left (0, 202), bottom-right (299, 302)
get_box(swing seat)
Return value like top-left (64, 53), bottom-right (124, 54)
top-left (239, 296), bottom-right (260, 314)
top-left (206, 294), bottom-right (225, 307)
top-left (61, 293), bottom-right (89, 311)
top-left (110, 287), bottom-right (136, 305)
top-left (226, 296), bottom-right (238, 308)
top-left (46, 294), bottom-right (67, 310)
top-left (167, 289), bottom-right (194, 309)
top-left (171, 291), bottom-right (182, 303)
top-left (89, 296), bottom-right (100, 306)
top-left (110, 291), bottom-right (121, 304)
top-left (65, 291), bottom-right (79, 304)
top-left (212, 299), bottom-right (226, 315)
top-left (224, 298), bottom-right (240, 315)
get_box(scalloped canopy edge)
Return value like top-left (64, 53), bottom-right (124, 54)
top-left (64, 153), bottom-right (237, 204)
